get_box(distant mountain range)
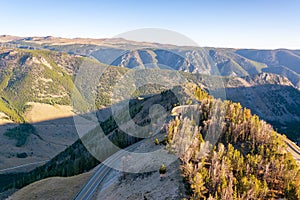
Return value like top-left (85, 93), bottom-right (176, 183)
top-left (1, 36), bottom-right (299, 129)
top-left (0, 35), bottom-right (300, 199)
top-left (1, 35), bottom-right (300, 88)
top-left (0, 36), bottom-right (299, 176)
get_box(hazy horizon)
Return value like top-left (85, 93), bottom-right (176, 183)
top-left (1, 0), bottom-right (300, 49)
top-left (2, 34), bottom-right (300, 51)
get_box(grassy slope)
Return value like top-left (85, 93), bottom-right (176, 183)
top-left (7, 171), bottom-right (93, 200)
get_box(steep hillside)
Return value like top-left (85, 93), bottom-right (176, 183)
top-left (236, 49), bottom-right (300, 74)
top-left (220, 73), bottom-right (300, 141)
top-left (3, 36), bottom-right (300, 95)
top-left (6, 171), bottom-right (93, 200)
top-left (167, 88), bottom-right (300, 199)
top-left (0, 48), bottom-right (93, 174)
top-left (1, 36), bottom-right (295, 78)
top-left (11, 85), bottom-right (300, 200)
top-left (0, 48), bottom-right (87, 120)
top-left (236, 49), bottom-right (300, 88)
top-left (0, 38), bottom-right (299, 184)
top-left (0, 47), bottom-right (197, 176)
top-left (0, 87), bottom-right (184, 196)
top-left (1, 47), bottom-right (299, 177)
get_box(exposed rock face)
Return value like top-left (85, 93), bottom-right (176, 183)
top-left (226, 73), bottom-right (293, 88)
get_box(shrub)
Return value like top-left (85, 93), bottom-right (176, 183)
top-left (159, 164), bottom-right (166, 174)
top-left (4, 123), bottom-right (36, 147)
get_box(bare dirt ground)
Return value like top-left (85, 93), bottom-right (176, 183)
top-left (6, 171), bottom-right (93, 200)
top-left (94, 132), bottom-right (188, 200)
top-left (96, 160), bottom-right (187, 200)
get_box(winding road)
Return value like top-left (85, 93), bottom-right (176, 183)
top-left (285, 139), bottom-right (300, 163)
top-left (73, 140), bottom-right (144, 200)
top-left (74, 105), bottom-right (300, 200)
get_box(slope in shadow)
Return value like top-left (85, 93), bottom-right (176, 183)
top-left (0, 89), bottom-right (180, 194)
top-left (219, 84), bottom-right (300, 140)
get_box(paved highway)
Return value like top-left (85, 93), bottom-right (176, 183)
top-left (73, 140), bottom-right (144, 200)
top-left (74, 105), bottom-right (300, 200)
top-left (73, 106), bottom-right (178, 200)
top-left (285, 139), bottom-right (300, 163)
top-left (74, 138), bottom-right (300, 200)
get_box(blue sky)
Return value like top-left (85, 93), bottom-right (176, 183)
top-left (0, 0), bottom-right (299, 49)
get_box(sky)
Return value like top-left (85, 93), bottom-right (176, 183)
top-left (0, 0), bottom-right (299, 49)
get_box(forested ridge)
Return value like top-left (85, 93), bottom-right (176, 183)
top-left (167, 87), bottom-right (300, 199)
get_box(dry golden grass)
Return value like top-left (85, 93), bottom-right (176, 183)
top-left (24, 102), bottom-right (74, 123)
top-left (7, 171), bottom-right (92, 200)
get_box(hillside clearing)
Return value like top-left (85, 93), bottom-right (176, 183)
top-left (24, 102), bottom-right (74, 123)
